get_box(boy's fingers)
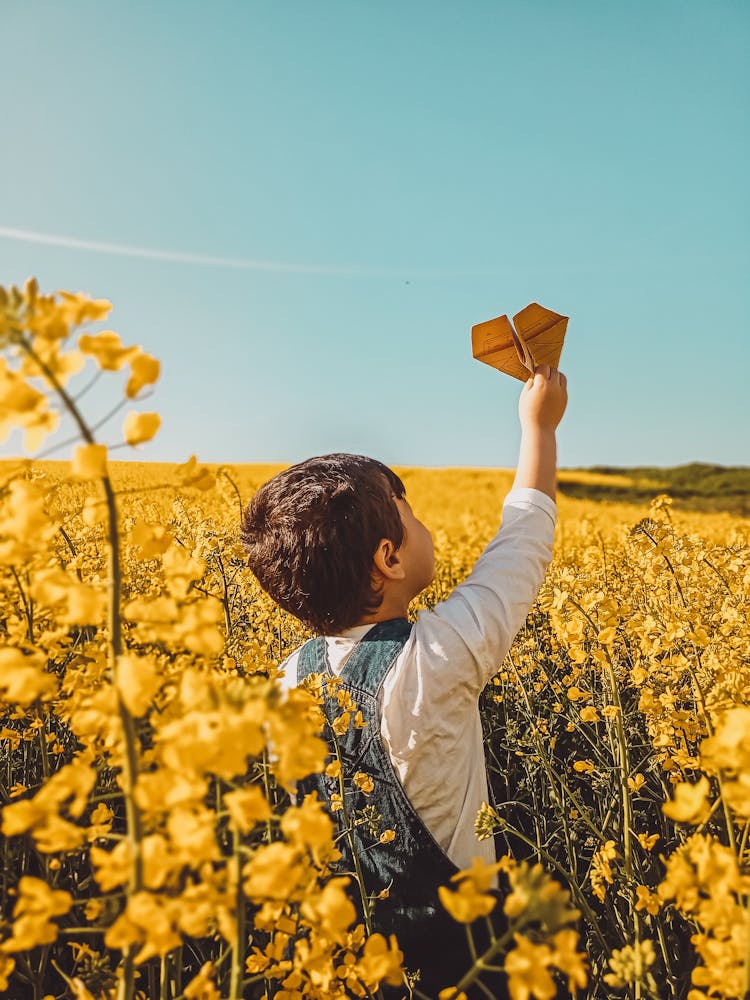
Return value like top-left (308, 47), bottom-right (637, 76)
top-left (533, 364), bottom-right (551, 381)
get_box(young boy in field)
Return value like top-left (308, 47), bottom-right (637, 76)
top-left (241, 365), bottom-right (568, 996)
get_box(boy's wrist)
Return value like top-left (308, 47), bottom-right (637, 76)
top-left (513, 426), bottom-right (558, 500)
top-left (520, 424), bottom-right (557, 442)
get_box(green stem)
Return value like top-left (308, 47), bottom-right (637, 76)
top-left (18, 335), bottom-right (145, 1000)
top-left (507, 654), bottom-right (606, 845)
top-left (566, 597), bottom-right (640, 996)
top-left (229, 821), bottom-right (246, 1000)
top-left (219, 468), bottom-right (244, 523)
top-left (9, 565), bottom-right (34, 642)
top-left (451, 925), bottom-right (516, 995)
top-left (491, 816), bottom-right (608, 954)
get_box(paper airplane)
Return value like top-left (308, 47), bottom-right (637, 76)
top-left (471, 302), bottom-right (568, 381)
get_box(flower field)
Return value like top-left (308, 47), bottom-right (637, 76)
top-left (0, 283), bottom-right (748, 999)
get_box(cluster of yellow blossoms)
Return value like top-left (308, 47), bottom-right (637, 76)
top-left (0, 281), bottom-right (748, 999)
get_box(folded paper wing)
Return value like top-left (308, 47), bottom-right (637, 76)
top-left (471, 302), bottom-right (568, 381)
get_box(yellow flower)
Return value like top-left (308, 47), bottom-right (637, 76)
top-left (242, 843), bottom-right (305, 901)
top-left (126, 350), bottom-right (161, 398)
top-left (104, 891), bottom-right (182, 964)
top-left (475, 801), bottom-right (501, 841)
top-left (566, 686), bottom-right (587, 701)
top-left (603, 939), bottom-right (656, 989)
top-left (265, 690), bottom-right (327, 788)
top-left (184, 962), bottom-right (221, 1000)
top-left (332, 712), bottom-right (351, 736)
top-left (280, 794), bottom-right (334, 853)
top-left (0, 647), bottom-right (56, 705)
top-left (336, 689), bottom-right (356, 711)
top-left (115, 654), bottom-right (161, 717)
top-left (300, 878), bottom-right (356, 943)
top-left (78, 330), bottom-right (138, 370)
top-left (0, 877), bottom-right (73, 953)
top-left (579, 706), bottom-right (601, 723)
top-left (175, 454), bottom-right (215, 490)
top-left (701, 708), bottom-right (750, 818)
top-left (504, 934), bottom-right (556, 1000)
top-left (438, 880), bottom-right (496, 923)
top-left (58, 289), bottom-right (112, 325)
top-left (88, 802), bottom-right (114, 838)
top-left (63, 582), bottom-right (106, 626)
top-left (550, 929), bottom-right (588, 991)
top-left (324, 759), bottom-right (342, 779)
top-left (0, 957), bottom-right (15, 991)
top-left (20, 339), bottom-right (84, 388)
top-left (129, 520), bottom-right (174, 559)
top-left (224, 786), bottom-right (271, 833)
top-left (353, 771), bottom-right (375, 794)
top-left (82, 495), bottom-right (108, 525)
top-left (90, 841), bottom-right (131, 892)
top-left (634, 885), bottom-right (661, 915)
top-left (590, 841), bottom-right (617, 902)
top-left (573, 760), bottom-right (595, 774)
top-left (142, 834), bottom-right (177, 890)
top-left (123, 410), bottom-right (161, 446)
top-left (637, 832), bottom-right (660, 851)
top-left (451, 856), bottom-right (506, 892)
top-left (503, 861), bottom-right (579, 929)
top-left (379, 829), bottom-right (396, 844)
top-left (662, 776), bottom-right (712, 824)
top-left (166, 807), bottom-right (220, 868)
top-left (0, 480), bottom-right (55, 555)
top-left (354, 933), bottom-right (403, 989)
top-left (72, 442), bottom-right (107, 479)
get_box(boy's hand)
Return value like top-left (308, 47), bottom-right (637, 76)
top-left (518, 365), bottom-right (568, 434)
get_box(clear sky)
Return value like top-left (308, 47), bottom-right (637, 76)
top-left (1, 1), bottom-right (748, 469)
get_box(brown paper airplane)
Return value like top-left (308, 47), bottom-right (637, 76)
top-left (471, 303), bottom-right (568, 381)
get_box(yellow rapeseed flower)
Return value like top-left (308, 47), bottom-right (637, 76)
top-left (662, 777), bottom-right (712, 824)
top-left (72, 442), bottom-right (107, 479)
top-left (438, 880), bottom-right (496, 923)
top-left (123, 410), bottom-right (161, 446)
top-left (353, 771), bottom-right (375, 794)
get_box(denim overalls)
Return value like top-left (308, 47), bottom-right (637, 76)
top-left (296, 618), bottom-right (508, 999)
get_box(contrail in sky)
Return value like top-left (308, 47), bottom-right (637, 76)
top-left (0, 225), bottom-right (498, 279)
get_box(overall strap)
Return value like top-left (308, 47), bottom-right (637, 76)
top-left (296, 632), bottom-right (328, 681)
top-left (297, 618), bottom-right (412, 694)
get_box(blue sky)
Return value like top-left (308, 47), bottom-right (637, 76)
top-left (1, 1), bottom-right (748, 468)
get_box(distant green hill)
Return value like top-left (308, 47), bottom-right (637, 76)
top-left (558, 463), bottom-right (750, 516)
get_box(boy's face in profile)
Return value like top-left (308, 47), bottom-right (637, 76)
top-left (393, 496), bottom-right (435, 597)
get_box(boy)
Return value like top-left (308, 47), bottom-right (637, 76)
top-left (241, 365), bottom-right (568, 996)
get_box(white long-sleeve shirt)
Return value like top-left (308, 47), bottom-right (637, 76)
top-left (278, 487), bottom-right (556, 872)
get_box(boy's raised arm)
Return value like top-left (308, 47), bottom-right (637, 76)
top-left (412, 365), bottom-right (568, 693)
top-left (512, 365), bottom-right (568, 500)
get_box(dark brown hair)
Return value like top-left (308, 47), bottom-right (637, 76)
top-left (240, 453), bottom-right (406, 634)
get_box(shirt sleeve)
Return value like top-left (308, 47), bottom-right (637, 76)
top-left (411, 486), bottom-right (556, 697)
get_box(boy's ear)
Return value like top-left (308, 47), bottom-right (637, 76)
top-left (372, 538), bottom-right (406, 581)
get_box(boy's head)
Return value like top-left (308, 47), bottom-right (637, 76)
top-left (241, 453), bottom-right (433, 634)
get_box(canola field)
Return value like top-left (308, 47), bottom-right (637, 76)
top-left (0, 283), bottom-right (748, 1000)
